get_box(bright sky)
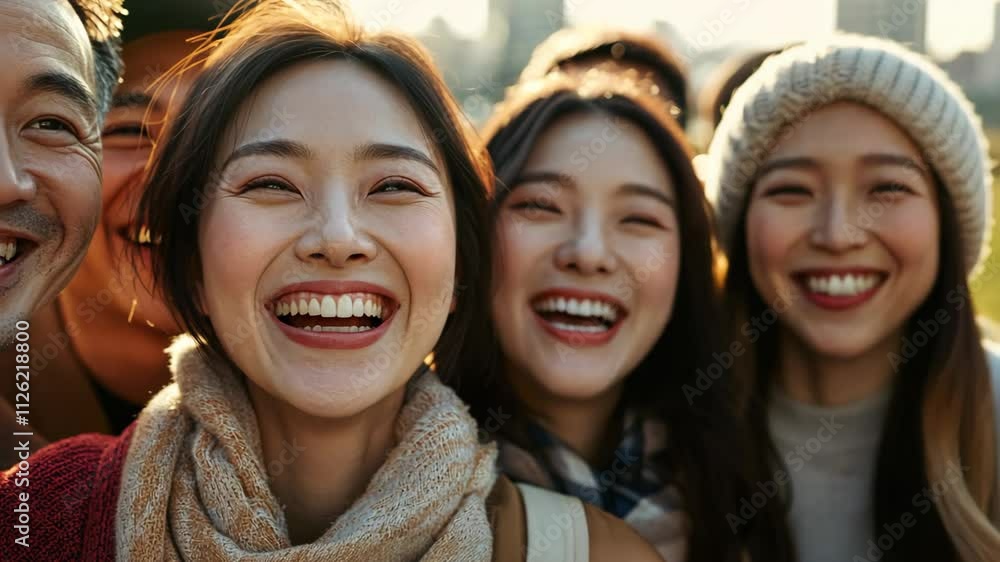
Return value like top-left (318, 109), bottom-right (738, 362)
top-left (348, 0), bottom-right (998, 60)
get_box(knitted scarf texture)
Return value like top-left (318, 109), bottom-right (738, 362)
top-left (116, 335), bottom-right (498, 561)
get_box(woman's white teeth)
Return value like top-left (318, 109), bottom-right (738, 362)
top-left (338, 295), bottom-right (353, 318)
top-left (549, 321), bottom-right (608, 333)
top-left (321, 296), bottom-right (336, 316)
top-left (805, 273), bottom-right (880, 297)
top-left (275, 293), bottom-right (384, 319)
top-left (0, 240), bottom-right (17, 262)
top-left (303, 325), bottom-right (373, 333)
top-left (534, 297), bottom-right (619, 322)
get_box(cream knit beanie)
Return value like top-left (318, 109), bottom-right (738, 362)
top-left (705, 34), bottom-right (994, 276)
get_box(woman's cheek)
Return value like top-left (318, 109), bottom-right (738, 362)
top-left (198, 202), bottom-right (285, 307)
top-left (202, 209), bottom-right (258, 275)
top-left (871, 200), bottom-right (939, 260)
top-left (496, 217), bottom-right (551, 274)
top-left (622, 235), bottom-right (678, 294)
top-left (377, 204), bottom-right (457, 313)
top-left (746, 205), bottom-right (796, 299)
top-left (495, 213), bottom-right (527, 258)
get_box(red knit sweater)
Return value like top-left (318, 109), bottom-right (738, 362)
top-left (0, 425), bottom-right (133, 561)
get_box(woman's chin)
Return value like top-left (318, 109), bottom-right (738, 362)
top-left (257, 362), bottom-right (409, 418)
top-left (797, 329), bottom-right (889, 362)
top-left (535, 369), bottom-right (625, 403)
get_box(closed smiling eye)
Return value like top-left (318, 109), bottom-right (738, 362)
top-left (370, 177), bottom-right (426, 195)
top-left (622, 215), bottom-right (663, 228)
top-left (242, 176), bottom-right (298, 193)
top-left (509, 199), bottom-right (560, 214)
top-left (763, 184), bottom-right (811, 197)
top-left (872, 182), bottom-right (914, 195)
top-left (102, 123), bottom-right (149, 139)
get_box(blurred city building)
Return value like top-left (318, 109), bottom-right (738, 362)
top-left (940, 3), bottom-right (1000, 123)
top-left (417, 0), bottom-right (563, 123)
top-left (837, 0), bottom-right (927, 53)
top-left (411, 0), bottom-right (999, 126)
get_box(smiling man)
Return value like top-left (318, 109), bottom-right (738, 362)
top-left (0, 1), bottom-right (221, 468)
top-left (0, 0), bottom-right (122, 344)
top-left (0, 0), bottom-right (122, 462)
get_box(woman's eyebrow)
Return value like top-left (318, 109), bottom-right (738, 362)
top-left (511, 170), bottom-right (574, 189)
top-left (618, 183), bottom-right (675, 208)
top-left (756, 156), bottom-right (820, 179)
top-left (221, 138), bottom-right (314, 170)
top-left (218, 139), bottom-right (445, 183)
top-left (353, 142), bottom-right (440, 176)
top-left (861, 153), bottom-right (931, 180)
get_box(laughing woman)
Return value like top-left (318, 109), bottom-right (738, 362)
top-left (706, 36), bottom-right (1000, 562)
top-left (456, 72), bottom-right (793, 562)
top-left (0, 1), bottom-right (660, 560)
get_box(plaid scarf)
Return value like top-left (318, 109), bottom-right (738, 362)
top-left (498, 412), bottom-right (689, 561)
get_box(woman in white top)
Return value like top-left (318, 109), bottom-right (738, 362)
top-left (705, 35), bottom-right (1000, 562)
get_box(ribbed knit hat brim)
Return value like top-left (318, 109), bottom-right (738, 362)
top-left (705, 34), bottom-right (993, 276)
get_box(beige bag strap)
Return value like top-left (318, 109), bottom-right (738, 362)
top-left (516, 482), bottom-right (589, 562)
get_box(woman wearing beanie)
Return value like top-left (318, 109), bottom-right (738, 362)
top-left (0, 1), bottom-right (661, 560)
top-left (454, 71), bottom-right (794, 562)
top-left (706, 35), bottom-right (1000, 562)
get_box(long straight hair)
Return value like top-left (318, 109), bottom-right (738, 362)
top-left (455, 73), bottom-right (794, 562)
top-left (725, 177), bottom-right (1000, 561)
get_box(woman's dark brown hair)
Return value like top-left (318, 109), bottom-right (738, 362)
top-left (698, 48), bottom-right (783, 129)
top-left (725, 174), bottom-right (1000, 561)
top-left (518, 28), bottom-right (689, 126)
top-left (134, 0), bottom-right (494, 382)
top-left (455, 72), bottom-right (794, 562)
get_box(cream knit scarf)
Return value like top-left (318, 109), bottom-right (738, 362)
top-left (116, 335), bottom-right (498, 561)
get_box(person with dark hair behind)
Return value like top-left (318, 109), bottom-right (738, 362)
top-left (518, 27), bottom-right (689, 127)
top-left (698, 48), bottom-right (782, 131)
top-left (688, 48), bottom-right (783, 155)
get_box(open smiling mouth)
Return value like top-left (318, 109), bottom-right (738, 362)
top-left (794, 270), bottom-right (887, 310)
top-left (270, 291), bottom-right (399, 349)
top-left (274, 292), bottom-right (390, 332)
top-left (119, 225), bottom-right (159, 247)
top-left (0, 237), bottom-right (36, 270)
top-left (531, 292), bottom-right (627, 346)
